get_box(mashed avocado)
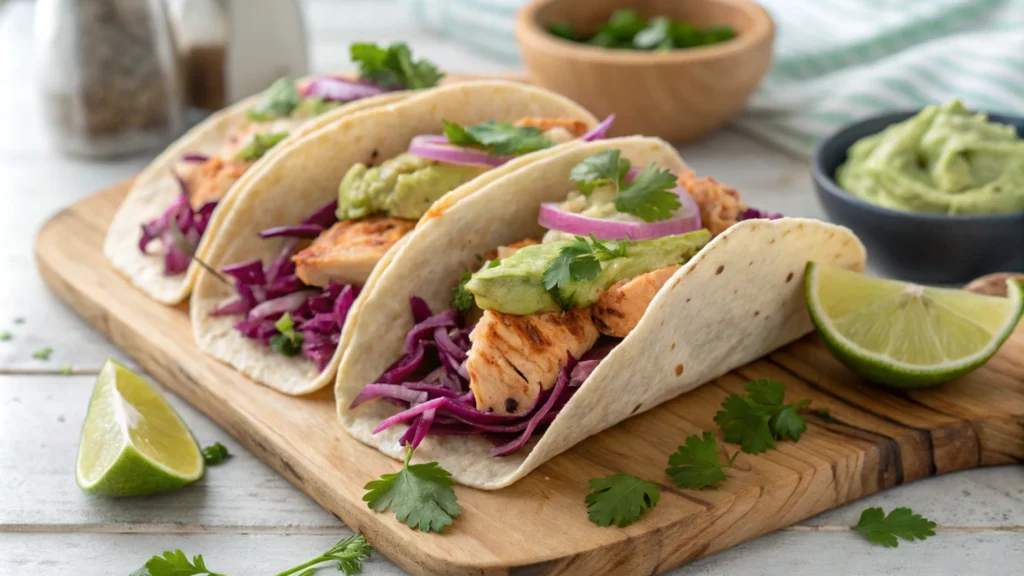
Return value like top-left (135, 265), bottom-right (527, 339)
top-left (836, 100), bottom-right (1024, 215)
top-left (336, 153), bottom-right (485, 220)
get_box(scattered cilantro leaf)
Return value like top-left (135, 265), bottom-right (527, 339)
top-left (854, 507), bottom-right (936, 548)
top-left (32, 346), bottom-right (53, 361)
top-left (442, 120), bottom-right (553, 156)
top-left (451, 271), bottom-right (475, 312)
top-left (145, 550), bottom-right (226, 576)
top-left (569, 149), bottom-right (630, 195)
top-left (273, 534), bottom-right (372, 576)
top-left (269, 313), bottom-right (304, 357)
top-left (13, 317), bottom-right (25, 324)
top-left (235, 131), bottom-right (289, 162)
top-left (201, 442), bottom-right (231, 465)
top-left (714, 379), bottom-right (811, 454)
top-left (585, 473), bottom-right (660, 527)
top-left (60, 365), bottom-right (73, 375)
top-left (351, 42), bottom-right (444, 90)
top-left (614, 162), bottom-right (681, 222)
top-left (248, 77), bottom-right (301, 122)
top-left (363, 448), bottom-right (460, 533)
top-left (487, 258), bottom-right (502, 269)
top-left (666, 432), bottom-right (737, 489)
top-left (0, 331), bottom-right (10, 341)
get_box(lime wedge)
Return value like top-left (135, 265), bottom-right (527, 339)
top-left (76, 360), bottom-right (204, 496)
top-left (806, 263), bottom-right (1024, 388)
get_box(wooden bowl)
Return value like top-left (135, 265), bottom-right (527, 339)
top-left (515, 0), bottom-right (774, 142)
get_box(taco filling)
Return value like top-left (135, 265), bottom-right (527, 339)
top-left (212, 116), bottom-right (613, 370)
top-left (138, 42), bottom-right (444, 276)
top-left (355, 149), bottom-right (781, 456)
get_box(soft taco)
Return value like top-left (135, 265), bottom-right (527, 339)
top-left (334, 136), bottom-right (867, 489)
top-left (191, 80), bottom-right (604, 395)
top-left (105, 42), bottom-right (443, 304)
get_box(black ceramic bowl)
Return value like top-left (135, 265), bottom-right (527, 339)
top-left (811, 111), bottom-right (1024, 284)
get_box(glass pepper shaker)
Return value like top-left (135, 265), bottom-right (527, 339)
top-left (34, 0), bottom-right (183, 157)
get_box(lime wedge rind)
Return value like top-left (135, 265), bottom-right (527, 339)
top-left (76, 360), bottom-right (204, 496)
top-left (806, 263), bottom-right (1024, 388)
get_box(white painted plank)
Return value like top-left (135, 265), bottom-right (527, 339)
top-left (0, 376), bottom-right (341, 529)
top-left (1, 531), bottom-right (1021, 576)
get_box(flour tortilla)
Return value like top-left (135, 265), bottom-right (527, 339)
top-left (334, 136), bottom-right (868, 489)
top-left (191, 80), bottom-right (599, 395)
top-left (104, 82), bottom-right (410, 305)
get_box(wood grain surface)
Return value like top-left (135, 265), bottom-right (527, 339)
top-left (35, 182), bottom-right (1024, 576)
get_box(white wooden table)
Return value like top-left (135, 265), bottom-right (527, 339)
top-left (1, 1), bottom-right (1021, 574)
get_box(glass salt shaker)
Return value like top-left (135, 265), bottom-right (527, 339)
top-left (34, 0), bottom-right (183, 157)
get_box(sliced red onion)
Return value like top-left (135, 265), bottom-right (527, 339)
top-left (181, 152), bottom-right (210, 163)
top-left (407, 135), bottom-right (512, 167)
top-left (580, 114), bottom-right (615, 142)
top-left (301, 77), bottom-right (385, 102)
top-left (247, 290), bottom-right (316, 322)
top-left (538, 180), bottom-right (702, 240)
top-left (259, 224), bottom-right (325, 239)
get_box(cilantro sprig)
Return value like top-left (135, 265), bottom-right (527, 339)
top-left (363, 448), bottom-right (460, 533)
top-left (144, 550), bottom-right (226, 576)
top-left (854, 507), bottom-right (936, 548)
top-left (542, 234), bottom-right (629, 306)
top-left (569, 150), bottom-right (681, 222)
top-left (585, 473), bottom-right (661, 527)
top-left (351, 42), bottom-right (444, 90)
top-left (451, 271), bottom-right (475, 312)
top-left (140, 535), bottom-right (372, 576)
top-left (270, 313), bottom-right (304, 357)
top-left (714, 379), bottom-right (811, 454)
top-left (201, 442), bottom-right (230, 465)
top-left (443, 120), bottom-right (554, 156)
top-left (666, 432), bottom-right (738, 490)
top-left (248, 77), bottom-right (301, 122)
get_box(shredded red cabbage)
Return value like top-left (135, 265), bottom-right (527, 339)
top-left (138, 173), bottom-right (217, 275)
top-left (212, 199), bottom-right (357, 371)
top-left (352, 297), bottom-right (615, 456)
top-left (739, 207), bottom-right (783, 220)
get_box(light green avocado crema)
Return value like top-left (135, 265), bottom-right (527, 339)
top-left (466, 231), bottom-right (711, 315)
top-left (836, 100), bottom-right (1024, 215)
top-left (336, 153), bottom-right (486, 220)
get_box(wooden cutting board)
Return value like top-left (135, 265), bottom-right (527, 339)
top-left (36, 183), bottom-right (1024, 576)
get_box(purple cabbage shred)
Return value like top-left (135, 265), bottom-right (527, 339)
top-left (738, 207), bottom-right (783, 221)
top-left (138, 173), bottom-right (217, 276)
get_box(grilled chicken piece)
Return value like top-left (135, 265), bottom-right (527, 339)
top-left (292, 216), bottom-right (415, 287)
top-left (592, 265), bottom-right (680, 338)
top-left (514, 117), bottom-right (591, 144)
top-left (467, 308), bottom-right (598, 415)
top-left (184, 156), bottom-right (252, 209)
top-left (677, 169), bottom-right (746, 237)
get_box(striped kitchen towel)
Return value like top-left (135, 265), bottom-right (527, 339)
top-left (406, 0), bottom-right (1024, 156)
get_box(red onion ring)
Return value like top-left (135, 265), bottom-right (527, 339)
top-left (407, 135), bottom-right (512, 167)
top-left (538, 182), bottom-right (702, 240)
top-left (301, 77), bottom-right (385, 101)
top-left (580, 114), bottom-right (615, 142)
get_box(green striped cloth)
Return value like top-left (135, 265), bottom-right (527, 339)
top-left (407, 0), bottom-right (1024, 155)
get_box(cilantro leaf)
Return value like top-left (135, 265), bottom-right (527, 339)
top-left (542, 237), bottom-right (601, 295)
top-left (666, 432), bottom-right (737, 489)
top-left (13, 317), bottom-right (25, 324)
top-left (714, 379), bottom-right (811, 454)
top-left (275, 534), bottom-right (372, 576)
top-left (633, 16), bottom-right (673, 50)
top-left (248, 77), bottom-right (301, 122)
top-left (855, 507), bottom-right (936, 548)
top-left (201, 442), bottom-right (230, 465)
top-left (32, 346), bottom-right (53, 361)
top-left (269, 313), bottom-right (304, 357)
top-left (60, 365), bottom-right (73, 375)
top-left (589, 234), bottom-right (629, 259)
top-left (585, 473), bottom-right (660, 527)
top-left (363, 448), bottom-right (460, 533)
top-left (0, 331), bottom-right (10, 341)
top-left (614, 162), bottom-right (681, 222)
top-left (443, 120), bottom-right (554, 156)
top-left (351, 42), bottom-right (444, 90)
top-left (145, 550), bottom-right (226, 576)
top-left (569, 149), bottom-right (630, 195)
top-left (451, 271), bottom-right (475, 312)
top-left (235, 131), bottom-right (289, 162)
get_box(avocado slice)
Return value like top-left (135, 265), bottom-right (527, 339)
top-left (466, 230), bottom-right (711, 315)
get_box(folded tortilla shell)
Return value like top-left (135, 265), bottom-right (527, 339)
top-left (191, 80), bottom-right (598, 395)
top-left (335, 136), bottom-right (868, 489)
